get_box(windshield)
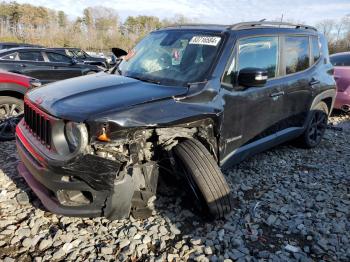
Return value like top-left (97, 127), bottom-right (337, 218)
top-left (118, 30), bottom-right (223, 86)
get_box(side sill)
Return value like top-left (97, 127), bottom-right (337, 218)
top-left (220, 127), bottom-right (304, 170)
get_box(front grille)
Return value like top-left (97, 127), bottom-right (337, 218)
top-left (24, 101), bottom-right (52, 147)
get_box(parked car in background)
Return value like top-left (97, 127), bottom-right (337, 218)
top-left (0, 42), bottom-right (43, 50)
top-left (52, 48), bottom-right (109, 69)
top-left (16, 21), bottom-right (336, 220)
top-left (0, 71), bottom-right (41, 141)
top-left (330, 52), bottom-right (350, 112)
top-left (0, 48), bottom-right (102, 84)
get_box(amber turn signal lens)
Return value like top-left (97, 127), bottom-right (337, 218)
top-left (97, 128), bottom-right (110, 142)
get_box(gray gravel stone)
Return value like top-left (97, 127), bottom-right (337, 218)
top-left (119, 239), bottom-right (130, 249)
top-left (38, 238), bottom-right (53, 251)
top-left (22, 237), bottom-right (32, 248)
top-left (16, 192), bottom-right (29, 205)
top-left (100, 246), bottom-right (113, 255)
top-left (52, 248), bottom-right (66, 260)
top-left (17, 228), bottom-right (31, 238)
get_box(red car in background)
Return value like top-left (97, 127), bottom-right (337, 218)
top-left (330, 52), bottom-right (350, 112)
top-left (0, 71), bottom-right (41, 140)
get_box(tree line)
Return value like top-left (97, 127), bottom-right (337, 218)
top-left (0, 1), bottom-right (191, 52)
top-left (315, 15), bottom-right (350, 54)
top-left (0, 1), bottom-right (349, 54)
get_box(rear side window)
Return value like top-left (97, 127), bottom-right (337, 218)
top-left (284, 36), bottom-right (309, 74)
top-left (237, 36), bottom-right (279, 78)
top-left (311, 37), bottom-right (320, 64)
top-left (1, 52), bottom-right (17, 60)
top-left (330, 54), bottom-right (350, 66)
top-left (46, 52), bottom-right (72, 63)
top-left (19, 51), bottom-right (44, 61)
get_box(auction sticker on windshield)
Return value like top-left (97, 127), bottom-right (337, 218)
top-left (189, 36), bottom-right (221, 46)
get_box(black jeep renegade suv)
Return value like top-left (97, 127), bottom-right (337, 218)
top-left (16, 21), bottom-right (336, 219)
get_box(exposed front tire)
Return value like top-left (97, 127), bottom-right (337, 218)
top-left (297, 101), bottom-right (329, 148)
top-left (0, 96), bottom-right (24, 141)
top-left (173, 139), bottom-right (233, 218)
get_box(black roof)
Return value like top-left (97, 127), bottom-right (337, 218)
top-left (0, 47), bottom-right (69, 55)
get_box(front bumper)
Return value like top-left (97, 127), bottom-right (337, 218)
top-left (16, 123), bottom-right (134, 219)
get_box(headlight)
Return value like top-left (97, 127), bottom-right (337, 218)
top-left (65, 122), bottom-right (82, 151)
top-left (29, 79), bottom-right (42, 88)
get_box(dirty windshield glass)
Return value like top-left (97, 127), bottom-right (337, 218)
top-left (118, 31), bottom-right (222, 86)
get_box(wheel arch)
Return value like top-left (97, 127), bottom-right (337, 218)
top-left (0, 90), bottom-right (25, 100)
top-left (310, 89), bottom-right (336, 116)
top-left (154, 118), bottom-right (220, 162)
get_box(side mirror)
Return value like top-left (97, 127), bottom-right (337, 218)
top-left (238, 68), bottom-right (268, 88)
top-left (112, 48), bottom-right (128, 58)
top-left (71, 57), bottom-right (78, 65)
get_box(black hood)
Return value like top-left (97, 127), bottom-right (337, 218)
top-left (27, 72), bottom-right (188, 122)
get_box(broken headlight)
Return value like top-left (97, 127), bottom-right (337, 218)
top-left (65, 122), bottom-right (87, 152)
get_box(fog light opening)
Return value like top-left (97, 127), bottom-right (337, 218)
top-left (56, 190), bottom-right (92, 206)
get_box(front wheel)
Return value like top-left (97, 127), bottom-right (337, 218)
top-left (297, 101), bottom-right (329, 148)
top-left (173, 139), bottom-right (233, 218)
top-left (0, 96), bottom-right (24, 141)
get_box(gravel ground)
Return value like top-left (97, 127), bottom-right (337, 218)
top-left (0, 113), bottom-right (349, 262)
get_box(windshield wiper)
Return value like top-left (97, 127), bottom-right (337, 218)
top-left (130, 76), bottom-right (161, 85)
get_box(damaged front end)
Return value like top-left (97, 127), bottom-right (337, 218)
top-left (16, 98), bottom-right (218, 219)
top-left (16, 99), bottom-right (159, 219)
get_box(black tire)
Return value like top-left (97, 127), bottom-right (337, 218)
top-left (173, 139), bottom-right (233, 218)
top-left (0, 96), bottom-right (24, 141)
top-left (297, 101), bottom-right (329, 148)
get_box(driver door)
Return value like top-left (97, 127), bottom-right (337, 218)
top-left (220, 35), bottom-right (287, 166)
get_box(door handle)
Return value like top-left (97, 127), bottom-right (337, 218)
top-left (20, 64), bottom-right (26, 68)
top-left (270, 91), bottom-right (285, 97)
top-left (309, 79), bottom-right (320, 86)
top-left (53, 66), bottom-right (59, 69)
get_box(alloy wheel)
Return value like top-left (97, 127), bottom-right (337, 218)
top-left (0, 103), bottom-right (23, 140)
top-left (307, 110), bottom-right (327, 146)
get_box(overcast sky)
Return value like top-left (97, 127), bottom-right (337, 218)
top-left (6, 0), bottom-right (350, 25)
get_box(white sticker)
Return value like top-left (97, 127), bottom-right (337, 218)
top-left (189, 36), bottom-right (221, 46)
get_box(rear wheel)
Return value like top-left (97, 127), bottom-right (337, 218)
top-left (0, 96), bottom-right (24, 141)
top-left (297, 101), bottom-right (328, 148)
top-left (173, 139), bottom-right (233, 218)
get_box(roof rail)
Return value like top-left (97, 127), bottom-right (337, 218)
top-left (229, 21), bottom-right (317, 32)
top-left (163, 23), bottom-right (227, 28)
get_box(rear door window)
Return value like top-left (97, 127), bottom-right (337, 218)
top-left (46, 52), bottom-right (72, 63)
top-left (18, 51), bottom-right (44, 61)
top-left (284, 36), bottom-right (310, 74)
